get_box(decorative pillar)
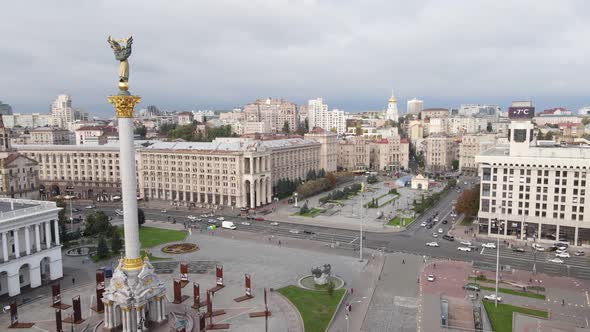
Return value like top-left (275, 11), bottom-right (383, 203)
top-left (121, 308), bottom-right (128, 332)
top-left (520, 221), bottom-right (525, 240)
top-left (104, 304), bottom-right (110, 328)
top-left (249, 157), bottom-right (254, 175)
top-left (575, 226), bottom-right (579, 246)
top-left (13, 228), bottom-right (20, 258)
top-left (108, 93), bottom-right (143, 272)
top-left (24, 226), bottom-right (30, 255)
top-left (34, 224), bottom-right (41, 252)
top-left (135, 306), bottom-right (142, 331)
top-left (256, 179), bottom-right (262, 207)
top-left (160, 299), bottom-right (165, 320)
top-left (268, 178), bottom-right (272, 203)
top-left (45, 221), bottom-right (51, 248)
top-left (249, 181), bottom-right (255, 209)
top-left (53, 220), bottom-right (60, 245)
top-left (261, 178), bottom-right (267, 205)
top-left (2, 232), bottom-right (8, 262)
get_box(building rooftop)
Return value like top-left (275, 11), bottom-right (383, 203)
top-left (0, 198), bottom-right (60, 222)
top-left (144, 138), bottom-right (319, 152)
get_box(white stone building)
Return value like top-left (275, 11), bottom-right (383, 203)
top-left (305, 128), bottom-right (338, 173)
top-left (0, 198), bottom-right (63, 296)
top-left (475, 119), bottom-right (590, 246)
top-left (407, 98), bottom-right (424, 115)
top-left (30, 127), bottom-right (71, 145)
top-left (385, 93), bottom-right (399, 123)
top-left (307, 98), bottom-right (348, 134)
top-left (459, 134), bottom-right (498, 175)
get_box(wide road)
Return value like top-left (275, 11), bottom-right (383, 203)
top-left (75, 184), bottom-right (590, 281)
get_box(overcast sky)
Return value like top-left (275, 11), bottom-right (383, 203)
top-left (2, 0), bottom-right (590, 116)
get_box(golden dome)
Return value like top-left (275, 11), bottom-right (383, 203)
top-left (388, 96), bottom-right (396, 103)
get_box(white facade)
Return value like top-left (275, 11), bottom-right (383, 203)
top-left (407, 98), bottom-right (424, 115)
top-left (534, 115), bottom-right (581, 126)
top-left (2, 113), bottom-right (54, 129)
top-left (0, 198), bottom-right (63, 296)
top-left (307, 98), bottom-right (348, 134)
top-left (459, 104), bottom-right (500, 117)
top-left (51, 95), bottom-right (75, 129)
top-left (475, 120), bottom-right (590, 246)
top-left (385, 93), bottom-right (399, 122)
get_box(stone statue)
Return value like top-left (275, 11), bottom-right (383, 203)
top-left (311, 264), bottom-right (332, 285)
top-left (107, 35), bottom-right (133, 87)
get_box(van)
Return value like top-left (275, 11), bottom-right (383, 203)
top-left (442, 234), bottom-right (455, 241)
top-left (222, 221), bottom-right (236, 230)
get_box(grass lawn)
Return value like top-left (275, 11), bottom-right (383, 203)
top-left (479, 285), bottom-right (546, 300)
top-left (140, 249), bottom-right (170, 261)
top-left (297, 208), bottom-right (322, 217)
top-left (387, 216), bottom-right (413, 227)
top-left (278, 285), bottom-right (345, 332)
top-left (118, 226), bottom-right (187, 248)
top-left (483, 302), bottom-right (548, 332)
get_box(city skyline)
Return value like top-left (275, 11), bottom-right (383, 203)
top-left (3, 1), bottom-right (590, 115)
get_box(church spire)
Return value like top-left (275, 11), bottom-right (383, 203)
top-left (388, 90), bottom-right (396, 103)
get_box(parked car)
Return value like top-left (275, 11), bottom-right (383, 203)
top-left (420, 222), bottom-right (427, 227)
top-left (555, 252), bottom-right (570, 258)
top-left (442, 234), bottom-right (455, 241)
top-left (432, 233), bottom-right (438, 238)
top-left (426, 224), bottom-right (434, 229)
top-left (442, 220), bottom-right (448, 224)
top-left (532, 244), bottom-right (545, 251)
top-left (241, 221), bottom-right (251, 226)
top-left (217, 217), bottom-right (225, 221)
top-left (160, 209), bottom-right (168, 213)
top-left (463, 283), bottom-right (480, 291)
top-left (303, 230), bottom-right (315, 235)
top-left (575, 250), bottom-right (585, 256)
top-left (255, 217), bottom-right (265, 221)
top-left (483, 294), bottom-right (502, 302)
top-left (289, 229), bottom-right (301, 234)
top-left (427, 275), bottom-right (436, 282)
top-left (115, 209), bottom-right (124, 216)
top-left (221, 221), bottom-right (236, 230)
top-left (512, 247), bottom-right (525, 252)
top-left (426, 242), bottom-right (439, 247)
top-left (85, 205), bottom-right (95, 209)
top-left (457, 247), bottom-right (472, 252)
top-left (460, 241), bottom-right (472, 246)
top-left (482, 243), bottom-right (496, 249)
top-left (207, 219), bottom-right (217, 224)
top-left (187, 215), bottom-right (197, 221)
top-left (438, 228), bottom-right (444, 234)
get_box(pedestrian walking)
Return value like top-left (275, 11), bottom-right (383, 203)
top-left (350, 288), bottom-right (354, 295)
top-left (562, 299), bottom-right (565, 306)
top-left (402, 259), bottom-right (405, 264)
top-left (278, 240), bottom-right (281, 247)
top-left (72, 277), bottom-right (75, 285)
top-left (433, 263), bottom-right (436, 269)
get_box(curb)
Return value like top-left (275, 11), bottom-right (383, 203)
top-left (274, 291), bottom-right (305, 332)
top-left (326, 289), bottom-right (349, 332)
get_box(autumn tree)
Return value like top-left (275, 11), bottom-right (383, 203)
top-left (455, 185), bottom-right (480, 218)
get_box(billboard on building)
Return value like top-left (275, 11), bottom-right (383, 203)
top-left (508, 107), bottom-right (535, 119)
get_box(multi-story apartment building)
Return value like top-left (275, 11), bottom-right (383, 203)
top-left (307, 98), bottom-right (348, 134)
top-left (370, 138), bottom-right (409, 172)
top-left (421, 108), bottom-right (449, 119)
top-left (338, 136), bottom-right (370, 171)
top-left (16, 143), bottom-right (124, 201)
top-left (51, 94), bottom-right (75, 129)
top-left (458, 104), bottom-right (501, 117)
top-left (424, 135), bottom-right (456, 174)
top-left (75, 125), bottom-right (117, 145)
top-left (459, 134), bottom-right (497, 175)
top-left (407, 98), bottom-right (424, 115)
top-left (305, 128), bottom-right (338, 173)
top-left (30, 128), bottom-right (70, 145)
top-left (243, 98), bottom-right (298, 134)
top-left (243, 122), bottom-right (270, 134)
top-left (475, 119), bottom-right (590, 246)
top-left (0, 198), bottom-right (63, 296)
top-left (0, 117), bottom-right (39, 199)
top-left (177, 112), bottom-right (194, 125)
top-left (2, 113), bottom-right (54, 129)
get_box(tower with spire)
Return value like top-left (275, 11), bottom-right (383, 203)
top-left (385, 90), bottom-right (399, 122)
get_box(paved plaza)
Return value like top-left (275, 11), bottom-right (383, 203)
top-left (0, 223), bottom-right (366, 332)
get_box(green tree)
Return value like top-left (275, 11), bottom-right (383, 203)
top-left (84, 211), bottom-right (115, 237)
top-left (317, 169), bottom-right (326, 178)
top-left (304, 118), bottom-right (309, 133)
top-left (537, 131), bottom-right (545, 140)
top-left (96, 235), bottom-right (109, 259)
top-left (452, 160), bottom-right (459, 170)
top-left (138, 208), bottom-right (146, 226)
top-left (545, 131), bottom-right (554, 140)
top-left (582, 117), bottom-right (590, 125)
top-left (111, 231), bottom-right (123, 254)
top-left (134, 125), bottom-right (147, 139)
top-left (282, 121), bottom-right (290, 134)
top-left (299, 203), bottom-right (309, 215)
top-left (367, 175), bottom-right (378, 184)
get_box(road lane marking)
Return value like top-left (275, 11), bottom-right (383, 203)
top-left (480, 248), bottom-right (485, 255)
top-left (586, 291), bottom-right (589, 306)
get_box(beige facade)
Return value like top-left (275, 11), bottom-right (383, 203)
top-left (305, 128), bottom-right (338, 173)
top-left (459, 134), bottom-right (497, 175)
top-left (370, 138), bottom-right (409, 172)
top-left (338, 136), bottom-right (370, 171)
top-left (0, 117), bottom-right (39, 199)
top-left (177, 112), bottom-right (194, 125)
top-left (421, 108), bottom-right (449, 119)
top-left (425, 135), bottom-right (456, 174)
top-left (243, 121), bottom-right (270, 134)
top-left (30, 128), bottom-right (70, 145)
top-left (408, 120), bottom-right (424, 144)
top-left (243, 98), bottom-right (298, 133)
top-left (475, 120), bottom-right (590, 246)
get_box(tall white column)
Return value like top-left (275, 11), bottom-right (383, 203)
top-left (249, 157), bottom-right (254, 175)
top-left (155, 299), bottom-right (161, 322)
top-left (160, 299), bottom-right (165, 320)
top-left (119, 117), bottom-right (140, 262)
top-left (53, 220), bottom-right (60, 245)
top-left (104, 304), bottom-right (110, 328)
top-left (121, 309), bottom-right (128, 332)
top-left (1, 232), bottom-right (8, 262)
top-left (34, 224), bottom-right (41, 252)
top-left (256, 179), bottom-right (261, 207)
top-left (24, 227), bottom-right (31, 255)
top-left (136, 307), bottom-right (141, 330)
top-left (13, 228), bottom-right (20, 258)
top-left (249, 181), bottom-right (255, 208)
top-left (267, 179), bottom-right (272, 203)
top-left (261, 178), bottom-right (267, 205)
top-left (45, 221), bottom-right (51, 248)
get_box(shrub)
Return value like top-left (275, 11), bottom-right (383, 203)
top-left (96, 236), bottom-right (109, 259)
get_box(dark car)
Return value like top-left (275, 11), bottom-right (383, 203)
top-left (303, 230), bottom-right (315, 235)
top-left (463, 283), bottom-right (480, 291)
top-left (426, 224), bottom-right (433, 229)
top-left (468, 245), bottom-right (479, 251)
top-left (442, 234), bottom-right (455, 241)
top-left (442, 220), bottom-right (448, 224)
top-left (512, 247), bottom-right (525, 253)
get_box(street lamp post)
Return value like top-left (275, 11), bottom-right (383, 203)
top-left (294, 193), bottom-right (298, 208)
top-left (359, 183), bottom-right (365, 262)
top-left (493, 218), bottom-right (501, 308)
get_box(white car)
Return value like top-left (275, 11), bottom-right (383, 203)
top-left (548, 258), bottom-right (564, 264)
top-left (187, 215), bottom-right (197, 221)
top-left (217, 217), bottom-right (225, 221)
top-left (420, 222), bottom-right (427, 227)
top-left (85, 205), bottom-right (95, 209)
top-left (426, 242), bottom-right (439, 247)
top-left (555, 252), bottom-right (570, 258)
top-left (241, 221), bottom-right (251, 226)
top-left (432, 233), bottom-right (438, 238)
top-left (482, 243), bottom-right (496, 249)
top-left (460, 241), bottom-right (472, 246)
top-left (270, 222), bottom-right (279, 226)
top-left (483, 294), bottom-right (502, 302)
top-left (289, 229), bottom-right (301, 234)
top-left (457, 247), bottom-right (472, 252)
top-left (434, 217), bottom-right (439, 222)
top-left (427, 274), bottom-right (436, 282)
top-left (532, 244), bottom-right (545, 251)
top-left (160, 209), bottom-right (168, 213)
top-left (438, 228), bottom-right (444, 234)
